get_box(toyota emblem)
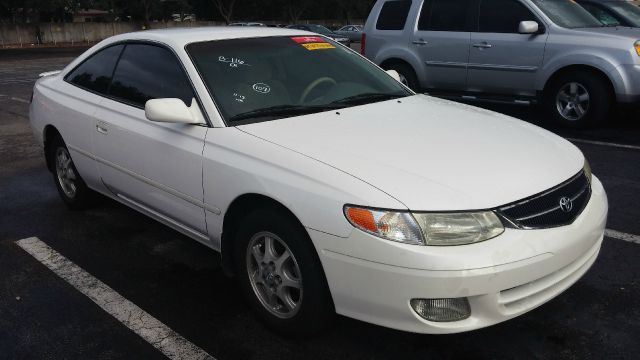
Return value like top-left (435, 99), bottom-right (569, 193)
top-left (559, 197), bottom-right (573, 213)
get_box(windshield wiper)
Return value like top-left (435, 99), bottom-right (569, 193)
top-left (330, 92), bottom-right (406, 106)
top-left (228, 104), bottom-right (342, 122)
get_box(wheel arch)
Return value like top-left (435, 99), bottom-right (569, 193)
top-left (43, 125), bottom-right (62, 172)
top-left (380, 57), bottom-right (414, 70)
top-left (542, 64), bottom-right (615, 99)
top-left (220, 193), bottom-right (308, 277)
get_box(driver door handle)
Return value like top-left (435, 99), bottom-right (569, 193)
top-left (96, 122), bottom-right (108, 134)
top-left (473, 42), bottom-right (493, 49)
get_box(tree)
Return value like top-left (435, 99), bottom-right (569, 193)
top-left (139, 0), bottom-right (155, 27)
top-left (211, 0), bottom-right (236, 24)
top-left (285, 0), bottom-right (310, 23)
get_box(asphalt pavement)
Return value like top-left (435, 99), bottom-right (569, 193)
top-left (1, 47), bottom-right (639, 360)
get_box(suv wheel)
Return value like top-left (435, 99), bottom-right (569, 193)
top-left (384, 62), bottom-right (420, 91)
top-left (234, 208), bottom-right (334, 336)
top-left (49, 135), bottom-right (96, 209)
top-left (544, 71), bottom-right (611, 128)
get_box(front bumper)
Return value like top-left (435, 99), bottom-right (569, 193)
top-left (308, 176), bottom-right (608, 334)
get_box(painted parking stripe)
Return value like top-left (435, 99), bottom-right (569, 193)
top-left (0, 94), bottom-right (29, 104)
top-left (605, 229), bottom-right (640, 245)
top-left (10, 97), bottom-right (30, 104)
top-left (567, 138), bottom-right (640, 151)
top-left (16, 237), bottom-right (215, 360)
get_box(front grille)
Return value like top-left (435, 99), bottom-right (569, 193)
top-left (497, 171), bottom-right (591, 229)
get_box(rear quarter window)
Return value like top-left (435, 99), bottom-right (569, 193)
top-left (65, 45), bottom-right (124, 95)
top-left (376, 0), bottom-right (413, 30)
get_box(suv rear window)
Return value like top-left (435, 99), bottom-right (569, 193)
top-left (376, 0), bottom-right (412, 30)
top-left (418, 0), bottom-right (472, 32)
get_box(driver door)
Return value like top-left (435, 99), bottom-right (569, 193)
top-left (93, 43), bottom-right (209, 240)
top-left (467, 0), bottom-right (548, 96)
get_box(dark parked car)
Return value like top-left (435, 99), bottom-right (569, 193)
top-left (577, 0), bottom-right (640, 27)
top-left (286, 24), bottom-right (351, 46)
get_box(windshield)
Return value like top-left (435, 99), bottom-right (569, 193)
top-left (187, 36), bottom-right (411, 125)
top-left (531, 0), bottom-right (603, 28)
top-left (609, 1), bottom-right (640, 27)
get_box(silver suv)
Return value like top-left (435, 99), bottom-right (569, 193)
top-left (362, 0), bottom-right (640, 127)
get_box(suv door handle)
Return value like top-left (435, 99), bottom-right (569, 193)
top-left (412, 39), bottom-right (428, 46)
top-left (96, 123), bottom-right (108, 134)
top-left (472, 42), bottom-right (493, 49)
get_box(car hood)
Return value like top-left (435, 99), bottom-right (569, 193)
top-left (238, 95), bottom-right (584, 211)
top-left (571, 26), bottom-right (640, 40)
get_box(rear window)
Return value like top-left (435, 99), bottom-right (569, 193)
top-left (376, 0), bottom-right (413, 30)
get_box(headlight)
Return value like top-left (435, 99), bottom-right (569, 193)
top-left (584, 158), bottom-right (592, 184)
top-left (635, 40), bottom-right (640, 57)
top-left (344, 206), bottom-right (504, 246)
top-left (413, 212), bottom-right (504, 246)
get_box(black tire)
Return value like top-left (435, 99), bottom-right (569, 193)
top-left (49, 135), bottom-right (96, 210)
top-left (543, 71), bottom-right (612, 128)
top-left (384, 62), bottom-right (420, 91)
top-left (234, 208), bottom-right (334, 336)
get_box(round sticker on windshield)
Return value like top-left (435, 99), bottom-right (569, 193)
top-left (252, 83), bottom-right (271, 94)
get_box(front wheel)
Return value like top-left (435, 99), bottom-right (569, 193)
top-left (234, 208), bottom-right (334, 336)
top-left (544, 71), bottom-right (612, 128)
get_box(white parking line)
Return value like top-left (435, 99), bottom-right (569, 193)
top-left (9, 97), bottom-right (29, 104)
top-left (567, 138), bottom-right (640, 151)
top-left (16, 237), bottom-right (215, 360)
top-left (605, 229), bottom-right (640, 245)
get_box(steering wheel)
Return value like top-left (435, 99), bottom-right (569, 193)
top-left (299, 77), bottom-right (337, 104)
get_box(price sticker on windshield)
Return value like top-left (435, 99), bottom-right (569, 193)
top-left (291, 36), bottom-right (336, 50)
top-left (301, 42), bottom-right (335, 51)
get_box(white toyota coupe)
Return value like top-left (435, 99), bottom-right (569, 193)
top-left (29, 27), bottom-right (608, 335)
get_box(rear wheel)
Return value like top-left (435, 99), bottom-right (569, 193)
top-left (544, 71), bottom-right (612, 128)
top-left (49, 135), bottom-right (96, 210)
top-left (383, 62), bottom-right (420, 91)
top-left (234, 208), bottom-right (334, 336)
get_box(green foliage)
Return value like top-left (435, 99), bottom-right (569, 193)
top-left (0, 0), bottom-right (376, 23)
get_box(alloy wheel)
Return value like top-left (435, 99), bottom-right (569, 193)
top-left (246, 231), bottom-right (303, 319)
top-left (556, 82), bottom-right (590, 121)
top-left (55, 147), bottom-right (77, 198)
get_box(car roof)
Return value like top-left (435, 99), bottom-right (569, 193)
top-left (100, 26), bottom-right (314, 48)
top-left (578, 0), bottom-right (637, 2)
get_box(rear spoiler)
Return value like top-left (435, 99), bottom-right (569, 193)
top-left (38, 70), bottom-right (62, 78)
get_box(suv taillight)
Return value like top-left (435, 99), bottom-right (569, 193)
top-left (360, 33), bottom-right (366, 55)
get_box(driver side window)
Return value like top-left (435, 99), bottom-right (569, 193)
top-left (108, 44), bottom-right (195, 108)
top-left (478, 0), bottom-right (539, 33)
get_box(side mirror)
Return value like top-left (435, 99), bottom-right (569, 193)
top-left (519, 21), bottom-right (539, 34)
top-left (386, 69), bottom-right (402, 83)
top-left (145, 98), bottom-right (205, 125)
